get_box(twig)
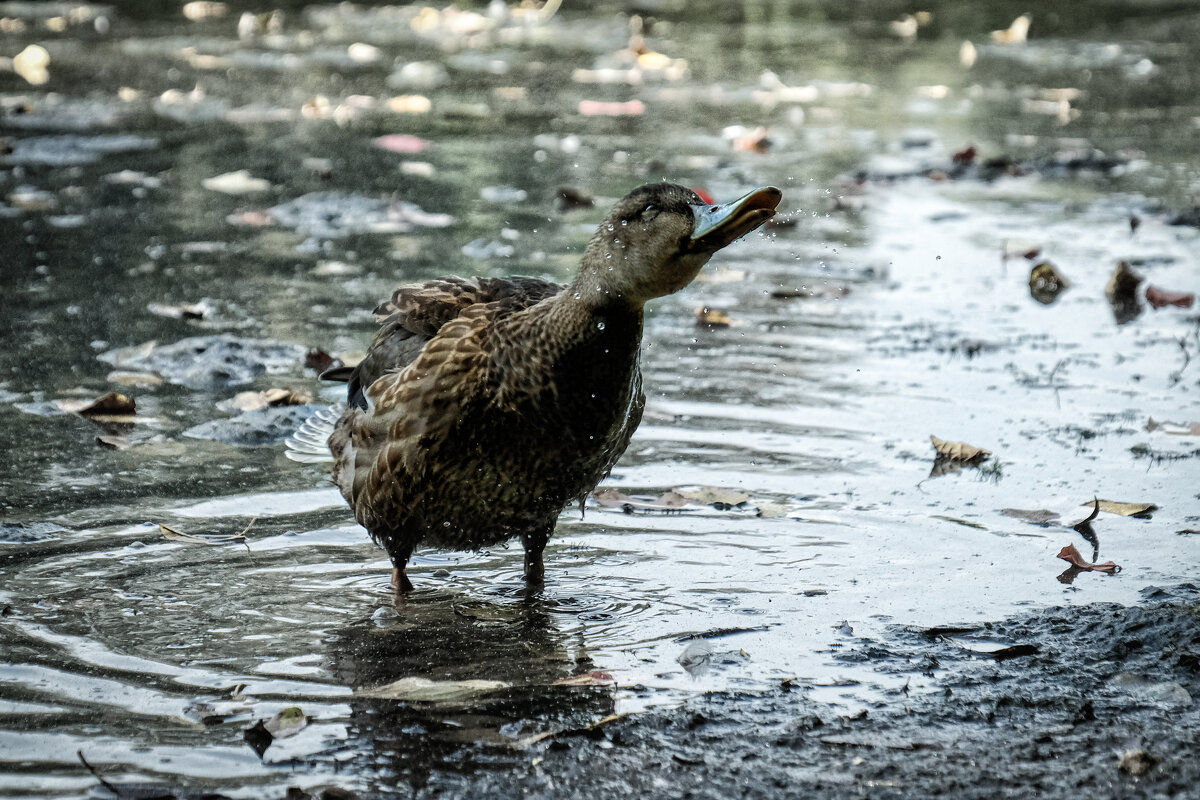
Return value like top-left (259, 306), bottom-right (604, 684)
top-left (77, 750), bottom-right (120, 796)
top-left (517, 712), bottom-right (633, 748)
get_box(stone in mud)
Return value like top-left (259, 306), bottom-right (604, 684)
top-left (100, 334), bottom-right (309, 390)
top-left (183, 403), bottom-right (325, 446)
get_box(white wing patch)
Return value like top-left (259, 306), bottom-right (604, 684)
top-left (284, 404), bottom-right (345, 464)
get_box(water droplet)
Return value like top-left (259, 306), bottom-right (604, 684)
top-left (620, 219), bottom-right (628, 227)
top-left (596, 321), bottom-right (606, 330)
top-left (442, 521), bottom-right (451, 527)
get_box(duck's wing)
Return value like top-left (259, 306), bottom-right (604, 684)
top-left (335, 276), bottom-right (562, 410)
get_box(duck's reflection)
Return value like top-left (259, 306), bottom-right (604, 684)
top-left (327, 590), bottom-right (615, 786)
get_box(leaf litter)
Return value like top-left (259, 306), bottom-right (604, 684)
top-left (159, 519), bottom-right (254, 546)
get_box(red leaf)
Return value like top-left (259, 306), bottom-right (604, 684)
top-left (1145, 286), bottom-right (1194, 309)
top-left (1055, 544), bottom-right (1118, 573)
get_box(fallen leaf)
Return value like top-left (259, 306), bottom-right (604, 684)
top-left (578, 99), bottom-right (645, 116)
top-left (593, 489), bottom-right (695, 513)
top-left (387, 95), bottom-right (431, 114)
top-left (356, 677), bottom-right (508, 702)
top-left (952, 145), bottom-right (977, 165)
top-left (160, 522), bottom-right (249, 545)
top-left (263, 706), bottom-right (309, 739)
top-left (1089, 499), bottom-right (1158, 517)
top-left (1145, 286), bottom-right (1195, 309)
top-left (1118, 749), bottom-right (1162, 776)
top-left (96, 435), bottom-right (134, 450)
top-left (202, 170), bottom-right (271, 194)
top-left (225, 387), bottom-right (312, 413)
top-left (991, 13), bottom-right (1031, 44)
top-left (695, 307), bottom-right (733, 328)
top-left (1029, 261), bottom-right (1069, 304)
top-left (673, 486), bottom-right (750, 508)
top-left (1147, 418), bottom-right (1200, 435)
top-left (552, 670), bottom-right (616, 687)
top-left (1056, 543), bottom-right (1119, 574)
top-left (929, 435), bottom-right (991, 463)
top-left (1105, 261), bottom-right (1144, 325)
top-left (54, 392), bottom-right (137, 422)
top-left (147, 300), bottom-right (211, 320)
top-left (372, 134), bottom-right (430, 154)
top-left (1001, 508), bottom-right (1060, 525)
top-left (105, 370), bottom-right (162, 387)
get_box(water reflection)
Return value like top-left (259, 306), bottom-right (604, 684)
top-left (328, 592), bottom-right (613, 787)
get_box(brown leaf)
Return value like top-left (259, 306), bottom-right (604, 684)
top-left (694, 307), bottom-right (733, 328)
top-left (1056, 543), bottom-right (1118, 573)
top-left (1001, 508), bottom-right (1060, 525)
top-left (55, 392), bottom-right (137, 421)
top-left (106, 370), bottom-right (162, 388)
top-left (227, 388), bottom-right (312, 412)
top-left (929, 435), bottom-right (991, 464)
top-left (1089, 499), bottom-right (1158, 517)
top-left (552, 670), bottom-right (616, 687)
top-left (593, 490), bottom-right (696, 513)
top-left (1105, 260), bottom-right (1143, 305)
top-left (1145, 286), bottom-right (1195, 309)
top-left (674, 486), bottom-right (751, 508)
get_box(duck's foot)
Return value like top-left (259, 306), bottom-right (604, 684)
top-left (391, 567), bottom-right (414, 593)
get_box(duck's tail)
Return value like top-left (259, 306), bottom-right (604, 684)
top-left (284, 404), bottom-right (343, 464)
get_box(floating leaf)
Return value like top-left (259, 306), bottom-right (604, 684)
top-left (147, 300), bottom-right (211, 320)
top-left (1001, 508), bottom-right (1060, 525)
top-left (357, 677), bottom-right (509, 702)
top-left (263, 706), bottom-right (309, 738)
top-left (1147, 418), bottom-right (1200, 435)
top-left (54, 392), bottom-right (137, 422)
top-left (991, 13), bottom-right (1031, 44)
top-left (673, 486), bottom-right (750, 508)
top-left (159, 522), bottom-right (249, 545)
top-left (552, 670), bottom-right (616, 687)
top-left (695, 307), bottom-right (733, 328)
top-left (578, 99), bottom-right (645, 116)
top-left (1145, 286), bottom-right (1195, 309)
top-left (106, 370), bottom-right (162, 387)
top-left (1089, 499), bottom-right (1158, 518)
top-left (372, 134), bottom-right (430, 154)
top-left (202, 170), bottom-right (271, 194)
top-left (1029, 261), bottom-right (1069, 305)
top-left (929, 435), bottom-right (991, 463)
top-left (593, 489), bottom-right (693, 513)
top-left (1056, 543), bottom-right (1119, 573)
top-left (225, 388), bottom-right (312, 413)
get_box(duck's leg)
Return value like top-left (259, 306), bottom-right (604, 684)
top-left (387, 541), bottom-right (415, 593)
top-left (521, 527), bottom-right (551, 585)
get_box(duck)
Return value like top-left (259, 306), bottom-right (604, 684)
top-left (287, 182), bottom-right (781, 591)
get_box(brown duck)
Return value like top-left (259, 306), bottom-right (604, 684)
top-left (288, 182), bottom-right (781, 591)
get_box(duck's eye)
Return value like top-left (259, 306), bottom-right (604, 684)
top-left (640, 203), bottom-right (659, 221)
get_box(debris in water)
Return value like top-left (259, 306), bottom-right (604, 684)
top-left (1088, 499), bottom-right (1158, 518)
top-left (160, 521), bottom-right (252, 545)
top-left (201, 170), bottom-right (272, 194)
top-left (54, 392), bottom-right (137, 422)
top-left (1105, 260), bottom-right (1143, 323)
top-left (1145, 285), bottom-right (1194, 309)
top-left (356, 677), bottom-right (509, 703)
top-left (694, 307), bottom-right (733, 328)
top-left (1028, 262), bottom-right (1069, 305)
top-left (552, 670), bottom-right (617, 687)
top-left (1001, 508), bottom-right (1060, 526)
top-left (929, 435), bottom-right (991, 464)
top-left (1146, 418), bottom-right (1200, 436)
top-left (147, 300), bottom-right (211, 320)
top-left (222, 387), bottom-right (313, 413)
top-left (1117, 749), bottom-right (1162, 776)
top-left (1055, 543), bottom-right (1118, 574)
top-left (990, 13), bottom-right (1031, 45)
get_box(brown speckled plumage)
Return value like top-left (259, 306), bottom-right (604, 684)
top-left (311, 182), bottom-right (780, 590)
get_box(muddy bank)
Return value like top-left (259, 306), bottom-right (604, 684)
top-left (408, 585), bottom-right (1198, 800)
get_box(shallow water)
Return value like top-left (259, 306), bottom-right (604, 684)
top-left (2, 1), bottom-right (1199, 797)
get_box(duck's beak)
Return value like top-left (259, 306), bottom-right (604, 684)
top-left (689, 186), bottom-right (783, 253)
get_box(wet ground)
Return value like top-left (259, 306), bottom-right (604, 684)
top-left (1, 1), bottom-right (1199, 798)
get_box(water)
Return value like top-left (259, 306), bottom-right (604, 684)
top-left (2, 1), bottom-right (1198, 796)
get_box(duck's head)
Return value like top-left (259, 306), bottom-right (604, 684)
top-left (577, 182), bottom-right (782, 306)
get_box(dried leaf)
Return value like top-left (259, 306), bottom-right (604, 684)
top-left (1089, 500), bottom-right (1158, 517)
top-left (578, 99), bottom-right (645, 116)
top-left (1147, 418), bottom-right (1200, 435)
top-left (673, 486), bottom-right (750, 508)
top-left (552, 670), bottom-right (616, 687)
top-left (54, 392), bottom-right (137, 422)
top-left (593, 490), bottom-right (695, 513)
top-left (1105, 260), bottom-right (1143, 305)
top-left (262, 706), bottom-right (308, 738)
top-left (1145, 286), bottom-right (1195, 309)
top-left (695, 307), bottom-right (733, 328)
top-left (929, 435), bottom-right (991, 463)
top-left (1001, 508), bottom-right (1060, 525)
top-left (147, 300), bottom-right (211, 320)
top-left (96, 435), bottom-right (134, 450)
top-left (225, 388), bottom-right (312, 413)
top-left (356, 677), bottom-right (508, 702)
top-left (372, 134), bottom-right (430, 154)
top-left (201, 170), bottom-right (271, 194)
top-left (159, 523), bottom-right (248, 545)
top-left (1056, 543), bottom-right (1119, 573)
top-left (106, 370), bottom-right (162, 387)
